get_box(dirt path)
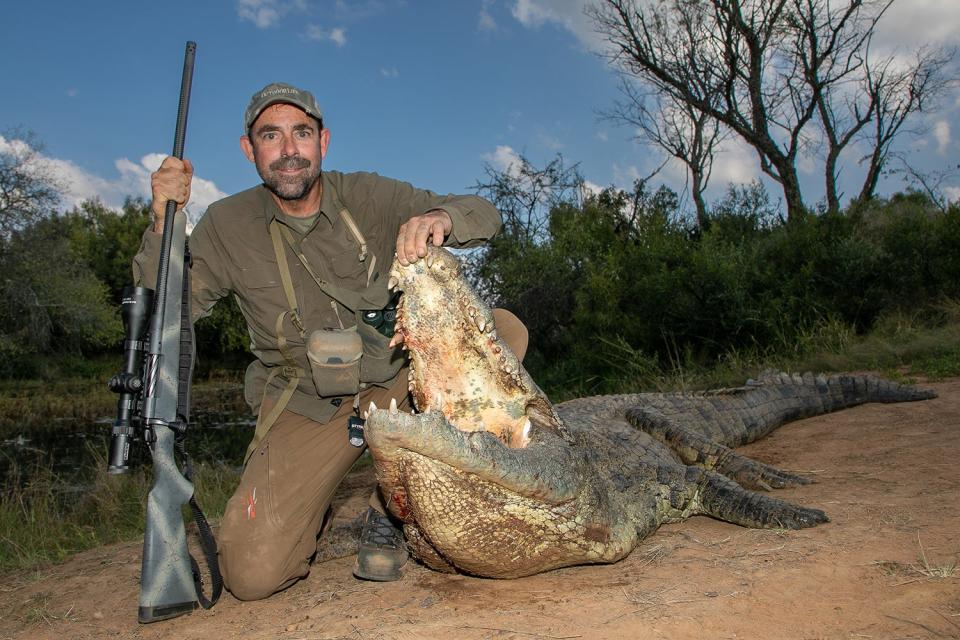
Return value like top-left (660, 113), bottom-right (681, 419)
top-left (2, 377), bottom-right (958, 640)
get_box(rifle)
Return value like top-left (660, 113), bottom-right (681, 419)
top-left (107, 40), bottom-right (222, 624)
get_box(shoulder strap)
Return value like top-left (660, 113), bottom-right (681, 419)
top-left (269, 220), bottom-right (306, 337)
top-left (326, 180), bottom-right (377, 287)
top-left (271, 218), bottom-right (375, 312)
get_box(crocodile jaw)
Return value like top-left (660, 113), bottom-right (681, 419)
top-left (387, 247), bottom-right (562, 448)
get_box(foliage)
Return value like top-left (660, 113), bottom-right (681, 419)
top-left (194, 295), bottom-right (251, 364)
top-left (62, 197), bottom-right (152, 302)
top-left (471, 162), bottom-right (960, 398)
top-left (0, 216), bottom-right (121, 374)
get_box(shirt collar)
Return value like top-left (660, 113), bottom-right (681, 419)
top-left (257, 171), bottom-right (339, 229)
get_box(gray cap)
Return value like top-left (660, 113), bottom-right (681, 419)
top-left (244, 82), bottom-right (323, 131)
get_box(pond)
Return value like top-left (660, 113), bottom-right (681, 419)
top-left (0, 406), bottom-right (256, 489)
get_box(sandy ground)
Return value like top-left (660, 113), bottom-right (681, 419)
top-left (1, 377), bottom-right (958, 640)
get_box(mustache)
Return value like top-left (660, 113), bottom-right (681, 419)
top-left (269, 156), bottom-right (311, 171)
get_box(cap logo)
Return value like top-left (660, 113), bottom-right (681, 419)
top-left (259, 87), bottom-right (299, 98)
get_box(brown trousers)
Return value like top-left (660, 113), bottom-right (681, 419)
top-left (218, 309), bottom-right (528, 600)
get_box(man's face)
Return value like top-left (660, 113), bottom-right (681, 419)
top-left (240, 103), bottom-right (329, 201)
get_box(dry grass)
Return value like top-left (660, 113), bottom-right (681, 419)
top-left (875, 534), bottom-right (957, 582)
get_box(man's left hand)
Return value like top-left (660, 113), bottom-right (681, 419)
top-left (396, 210), bottom-right (452, 266)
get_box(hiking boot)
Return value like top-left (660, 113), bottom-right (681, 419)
top-left (352, 507), bottom-right (408, 581)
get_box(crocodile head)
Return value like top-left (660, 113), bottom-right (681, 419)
top-left (363, 247), bottom-right (635, 578)
top-left (385, 246), bottom-right (564, 448)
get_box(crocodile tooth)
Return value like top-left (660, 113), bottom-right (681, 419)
top-left (367, 401), bottom-right (378, 414)
top-left (390, 398), bottom-right (399, 414)
top-left (388, 276), bottom-right (399, 290)
top-left (426, 253), bottom-right (435, 268)
top-left (468, 306), bottom-right (477, 317)
top-left (477, 317), bottom-right (486, 332)
top-left (503, 363), bottom-right (514, 374)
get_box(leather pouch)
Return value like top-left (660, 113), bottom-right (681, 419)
top-left (306, 326), bottom-right (363, 396)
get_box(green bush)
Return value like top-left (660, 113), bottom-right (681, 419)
top-left (473, 182), bottom-right (960, 397)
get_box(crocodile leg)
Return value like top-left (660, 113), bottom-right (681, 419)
top-left (626, 407), bottom-right (810, 491)
top-left (403, 523), bottom-right (457, 573)
top-left (682, 466), bottom-right (829, 529)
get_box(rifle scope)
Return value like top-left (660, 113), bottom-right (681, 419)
top-left (107, 285), bottom-right (154, 473)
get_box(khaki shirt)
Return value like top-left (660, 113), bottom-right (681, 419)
top-left (133, 170), bottom-right (501, 424)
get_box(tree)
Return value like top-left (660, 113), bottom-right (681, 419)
top-left (590, 0), bottom-right (954, 218)
top-left (0, 133), bottom-right (122, 370)
top-left (63, 197), bottom-right (152, 301)
top-left (472, 152), bottom-right (584, 245)
top-left (0, 128), bottom-right (62, 237)
top-left (0, 217), bottom-right (121, 367)
top-left (605, 80), bottom-right (726, 227)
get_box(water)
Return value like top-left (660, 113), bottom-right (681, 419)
top-left (0, 408), bottom-right (256, 488)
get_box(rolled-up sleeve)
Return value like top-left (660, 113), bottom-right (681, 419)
top-left (343, 172), bottom-right (501, 249)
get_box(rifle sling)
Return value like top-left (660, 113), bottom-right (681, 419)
top-left (178, 246), bottom-right (223, 608)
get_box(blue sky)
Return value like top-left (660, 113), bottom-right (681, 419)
top-left (1, 0), bottom-right (958, 224)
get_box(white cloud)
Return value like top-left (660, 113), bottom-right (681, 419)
top-left (707, 137), bottom-right (761, 186)
top-left (933, 120), bottom-right (951, 155)
top-left (479, 0), bottom-right (497, 31)
top-left (329, 27), bottom-right (347, 46)
top-left (0, 135), bottom-right (225, 227)
top-left (582, 179), bottom-right (603, 197)
top-left (482, 144), bottom-right (524, 178)
top-left (237, 0), bottom-right (309, 28)
top-left (237, 0), bottom-right (281, 28)
top-left (595, 130), bottom-right (608, 142)
top-left (945, 185), bottom-right (960, 204)
top-left (872, 1), bottom-right (960, 53)
top-left (509, 0), bottom-right (603, 51)
top-left (510, 1), bottom-right (960, 61)
top-left (380, 67), bottom-right (399, 78)
top-left (305, 24), bottom-right (348, 46)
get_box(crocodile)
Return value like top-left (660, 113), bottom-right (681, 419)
top-left (363, 246), bottom-right (937, 579)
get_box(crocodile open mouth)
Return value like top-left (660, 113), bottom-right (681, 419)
top-left (366, 247), bottom-right (556, 448)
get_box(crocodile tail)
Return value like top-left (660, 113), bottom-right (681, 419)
top-left (752, 370), bottom-right (937, 412)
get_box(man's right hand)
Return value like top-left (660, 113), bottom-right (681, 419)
top-left (150, 157), bottom-right (194, 233)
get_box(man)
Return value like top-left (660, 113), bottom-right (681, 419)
top-left (135, 82), bottom-right (527, 600)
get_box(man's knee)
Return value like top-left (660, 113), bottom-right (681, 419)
top-left (219, 535), bottom-right (307, 601)
top-left (492, 308), bottom-right (528, 362)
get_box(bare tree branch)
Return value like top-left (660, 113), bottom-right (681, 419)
top-left (0, 128), bottom-right (62, 237)
top-left (589, 0), bottom-right (956, 218)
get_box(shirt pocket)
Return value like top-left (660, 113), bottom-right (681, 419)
top-left (236, 267), bottom-right (288, 347)
top-left (328, 247), bottom-right (369, 283)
